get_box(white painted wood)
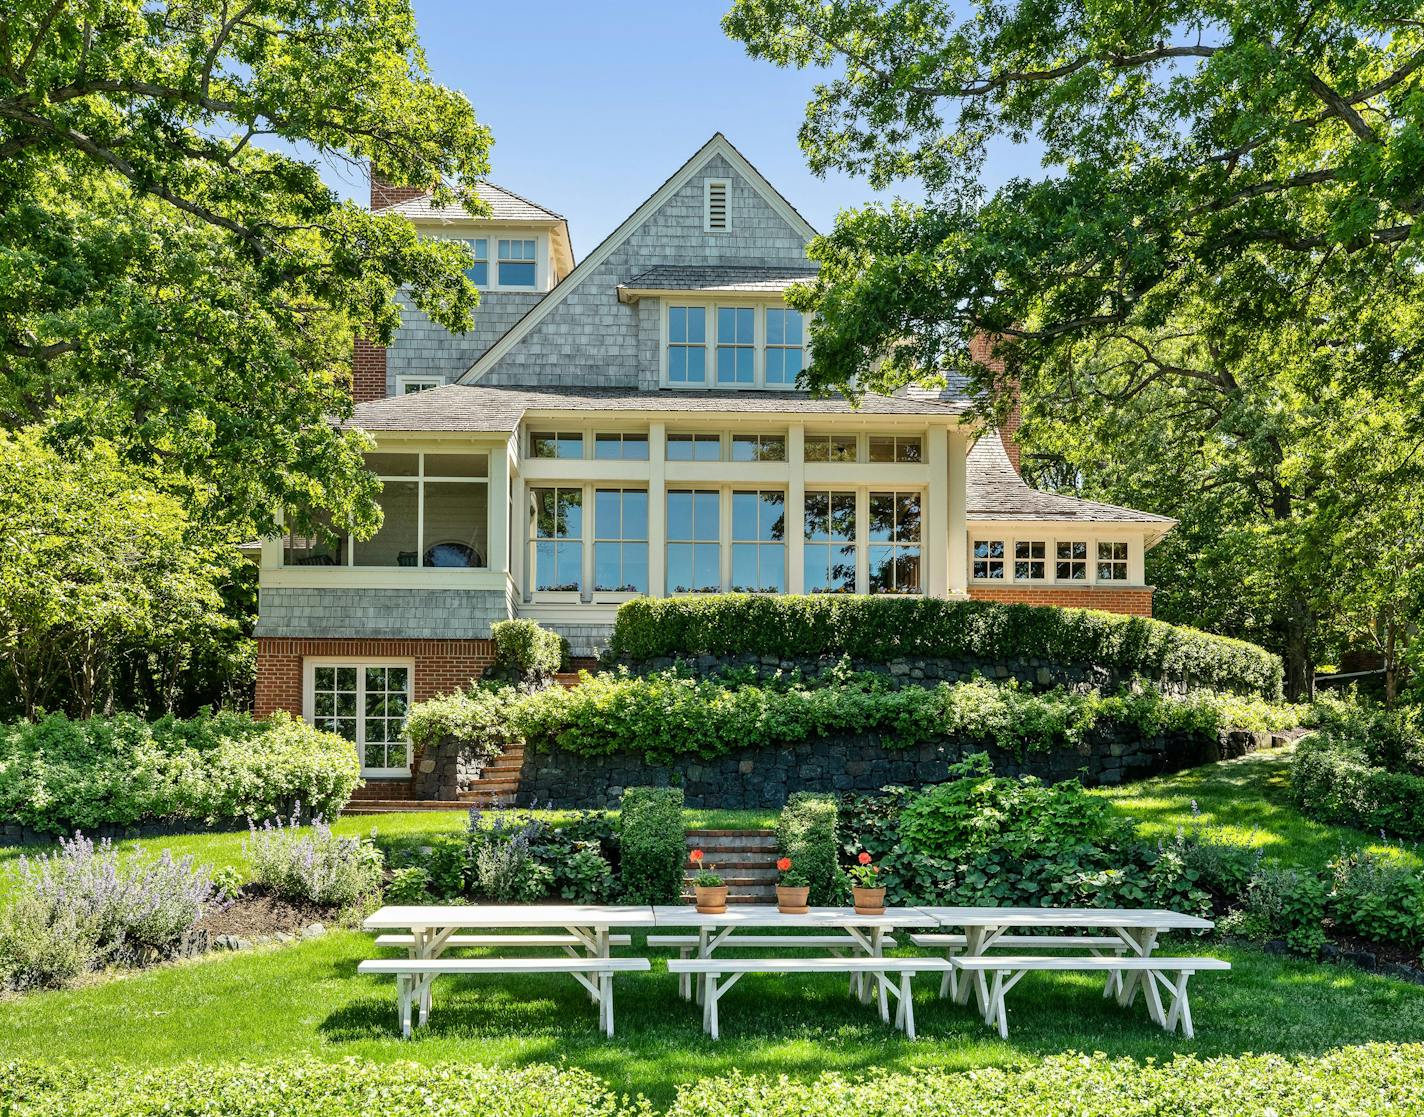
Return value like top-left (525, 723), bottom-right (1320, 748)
top-left (922, 907), bottom-right (1215, 930)
top-left (363, 904), bottom-right (657, 929)
top-left (950, 956), bottom-right (1230, 971)
top-left (647, 934), bottom-right (897, 949)
top-left (667, 957), bottom-right (954, 973)
top-left (359, 958), bottom-right (653, 974)
top-left (374, 934), bottom-right (632, 948)
top-left (650, 905), bottom-right (934, 929)
top-left (909, 933), bottom-right (1126, 949)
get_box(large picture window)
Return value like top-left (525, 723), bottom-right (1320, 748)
top-left (667, 432), bottom-right (721, 461)
top-left (664, 302), bottom-right (810, 389)
top-left (667, 489), bottom-right (720, 594)
top-left (530, 487), bottom-right (583, 592)
top-left (308, 663), bottom-right (411, 775)
top-left (731, 490), bottom-right (786, 593)
top-left (868, 491), bottom-right (922, 594)
top-left (804, 490), bottom-right (856, 593)
top-left (594, 489), bottom-right (649, 594)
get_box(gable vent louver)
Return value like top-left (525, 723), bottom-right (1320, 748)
top-left (704, 179), bottom-right (729, 232)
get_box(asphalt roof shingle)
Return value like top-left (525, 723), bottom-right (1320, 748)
top-left (376, 181), bottom-right (565, 223)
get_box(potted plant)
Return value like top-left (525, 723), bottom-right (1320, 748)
top-left (848, 851), bottom-right (885, 915)
top-left (689, 849), bottom-right (727, 914)
top-left (775, 857), bottom-right (810, 914)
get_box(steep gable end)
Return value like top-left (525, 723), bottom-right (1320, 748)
top-left (460, 134), bottom-right (816, 388)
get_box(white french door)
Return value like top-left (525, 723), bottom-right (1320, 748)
top-left (304, 660), bottom-right (414, 777)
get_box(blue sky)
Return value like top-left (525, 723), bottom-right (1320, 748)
top-left (321, 1), bottom-right (1042, 259)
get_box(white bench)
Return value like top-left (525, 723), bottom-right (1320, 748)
top-left (952, 955), bottom-right (1231, 1038)
top-left (667, 956), bottom-right (953, 1040)
top-left (908, 932), bottom-right (1127, 1000)
top-left (649, 933), bottom-right (898, 999)
top-left (375, 933), bottom-right (633, 951)
top-left (357, 956), bottom-right (651, 1038)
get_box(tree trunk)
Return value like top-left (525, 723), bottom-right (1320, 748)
top-left (1282, 594), bottom-right (1314, 703)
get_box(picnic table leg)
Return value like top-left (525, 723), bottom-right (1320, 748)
top-left (707, 973), bottom-right (721, 1040)
top-left (600, 972), bottom-right (614, 1038)
top-left (872, 928), bottom-right (888, 1019)
top-left (898, 972), bottom-right (916, 1040)
top-left (415, 928), bottom-right (436, 1022)
top-left (955, 926), bottom-right (991, 1011)
top-left (1164, 971), bottom-right (1195, 1038)
top-left (678, 947), bottom-right (692, 1000)
top-left (1117, 928), bottom-right (1158, 1010)
top-left (695, 928), bottom-right (708, 1006)
top-left (397, 974), bottom-right (413, 1039)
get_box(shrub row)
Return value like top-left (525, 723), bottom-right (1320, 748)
top-left (6, 1047), bottom-right (1422, 1116)
top-left (486, 672), bottom-right (1300, 765)
top-left (610, 596), bottom-right (1283, 699)
top-left (488, 618), bottom-right (567, 684)
top-left (0, 712), bottom-right (360, 835)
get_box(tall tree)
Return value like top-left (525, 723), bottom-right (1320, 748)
top-left (724, 0), bottom-right (1424, 697)
top-left (1, 0), bottom-right (494, 535)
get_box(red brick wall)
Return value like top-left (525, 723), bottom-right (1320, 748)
top-left (370, 169), bottom-right (426, 212)
top-left (970, 332), bottom-right (1021, 472)
top-left (352, 336), bottom-right (387, 403)
top-left (254, 637), bottom-right (497, 718)
top-left (968, 585), bottom-right (1155, 617)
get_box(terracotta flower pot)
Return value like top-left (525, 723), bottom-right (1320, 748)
top-left (695, 885), bottom-right (728, 914)
top-left (776, 885), bottom-right (810, 914)
top-left (852, 886), bottom-right (886, 915)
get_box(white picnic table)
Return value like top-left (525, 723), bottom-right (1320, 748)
top-left (919, 905), bottom-right (1216, 1030)
top-left (363, 903), bottom-right (656, 959)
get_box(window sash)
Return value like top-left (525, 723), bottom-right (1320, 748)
top-left (310, 662), bottom-right (411, 773)
top-left (973, 539), bottom-right (1006, 580)
top-left (1056, 540), bottom-right (1089, 580)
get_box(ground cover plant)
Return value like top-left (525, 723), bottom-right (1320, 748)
top-left (610, 596), bottom-right (1282, 698)
top-left (0, 711), bottom-right (359, 834)
top-left (244, 814), bottom-right (384, 908)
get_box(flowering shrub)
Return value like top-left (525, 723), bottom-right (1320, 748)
top-left (0, 834), bottom-right (218, 990)
top-left (244, 812), bottom-right (383, 907)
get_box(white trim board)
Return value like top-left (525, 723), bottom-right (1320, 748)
top-left (458, 133), bottom-right (818, 385)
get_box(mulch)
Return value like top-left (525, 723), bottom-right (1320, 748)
top-left (196, 890), bottom-right (336, 938)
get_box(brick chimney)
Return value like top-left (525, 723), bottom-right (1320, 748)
top-left (349, 167), bottom-right (423, 402)
top-left (370, 167), bottom-right (425, 211)
top-left (970, 333), bottom-right (1021, 472)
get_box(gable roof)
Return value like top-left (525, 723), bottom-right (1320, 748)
top-left (345, 383), bottom-right (972, 433)
top-left (967, 432), bottom-right (1175, 533)
top-left (617, 264), bottom-right (820, 302)
top-left (458, 133), bottom-right (819, 385)
top-left (376, 181), bottom-right (565, 223)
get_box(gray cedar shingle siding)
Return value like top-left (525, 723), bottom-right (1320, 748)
top-left (474, 153), bottom-right (812, 389)
top-left (255, 588), bottom-right (510, 639)
top-left (385, 291), bottom-right (542, 392)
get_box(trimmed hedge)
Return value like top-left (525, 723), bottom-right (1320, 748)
top-left (619, 786), bottom-right (685, 903)
top-left (663, 1046), bottom-right (1424, 1117)
top-left (0, 1058), bottom-right (620, 1117)
top-left (0, 712), bottom-right (359, 835)
top-left (490, 618), bottom-right (567, 682)
top-left (610, 596), bottom-right (1283, 699)
top-left (777, 794), bottom-right (844, 905)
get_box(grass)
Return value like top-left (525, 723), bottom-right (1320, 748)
top-left (1, 930), bottom-right (1421, 1106)
top-left (1092, 746), bottom-right (1421, 869)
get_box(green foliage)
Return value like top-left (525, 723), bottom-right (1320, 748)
top-left (1292, 695), bottom-right (1424, 840)
top-left (0, 1058), bottom-right (621, 1117)
top-left (661, 1046), bottom-right (1424, 1117)
top-left (611, 596), bottom-right (1282, 698)
top-left (489, 620), bottom-right (567, 684)
top-left (0, 711), bottom-right (359, 835)
top-left (385, 867), bottom-right (434, 905)
top-left (405, 684), bottom-right (517, 765)
top-left (510, 669), bottom-right (1297, 764)
top-left (777, 794), bottom-right (844, 905)
top-left (1221, 866), bottom-right (1329, 956)
top-left (618, 787), bottom-right (685, 904)
top-left (460, 811), bottom-right (618, 904)
top-left (1328, 851), bottom-right (1424, 953)
top-left (244, 815), bottom-right (383, 908)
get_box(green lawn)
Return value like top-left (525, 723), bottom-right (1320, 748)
top-left (1093, 746), bottom-right (1420, 869)
top-left (1, 930), bottom-right (1420, 1106)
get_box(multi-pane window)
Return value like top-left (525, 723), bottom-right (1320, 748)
top-left (530, 486), bottom-right (583, 592)
top-left (868, 491), bottom-right (922, 594)
top-left (1098, 541), bottom-right (1129, 581)
top-left (764, 308), bottom-right (805, 385)
top-left (666, 489), bottom-right (720, 594)
top-left (594, 489), bottom-right (649, 594)
top-left (667, 306), bottom-right (707, 384)
top-left (667, 432), bottom-right (721, 461)
top-left (399, 377), bottom-right (441, 394)
top-left (731, 433), bottom-right (786, 462)
top-left (497, 238), bottom-right (536, 287)
top-left (731, 490), bottom-right (786, 593)
top-left (716, 307), bottom-right (755, 385)
top-left (973, 539), bottom-right (1005, 580)
top-left (464, 238), bottom-right (488, 285)
top-left (311, 664), bottom-right (410, 773)
top-left (1056, 540), bottom-right (1088, 581)
top-left (1015, 541), bottom-right (1047, 580)
top-left (594, 432), bottom-right (649, 461)
top-left (804, 490), bottom-right (856, 594)
top-left (530, 431), bottom-right (583, 459)
top-left (868, 435), bottom-right (923, 463)
top-left (803, 433), bottom-right (858, 463)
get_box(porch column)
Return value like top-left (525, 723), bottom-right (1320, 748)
top-left (926, 425), bottom-right (949, 597)
top-left (648, 421), bottom-right (667, 597)
top-left (787, 423), bottom-right (806, 593)
top-left (488, 437), bottom-right (511, 577)
top-left (948, 427), bottom-right (969, 596)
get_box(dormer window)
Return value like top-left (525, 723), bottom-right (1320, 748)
top-left (765, 309), bottom-right (804, 385)
top-left (497, 239), bottom-right (537, 287)
top-left (464, 238), bottom-right (488, 285)
top-left (663, 302), bottom-right (811, 390)
top-left (715, 307), bottom-right (755, 384)
top-left (704, 178), bottom-right (729, 232)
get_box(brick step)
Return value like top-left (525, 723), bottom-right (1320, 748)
top-left (686, 830), bottom-right (775, 839)
top-left (687, 843), bottom-right (778, 857)
top-left (457, 779), bottom-right (521, 797)
top-left (684, 857), bottom-right (778, 869)
top-left (685, 875), bottom-right (778, 888)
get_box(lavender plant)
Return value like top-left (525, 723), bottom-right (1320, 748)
top-left (244, 809), bottom-right (383, 907)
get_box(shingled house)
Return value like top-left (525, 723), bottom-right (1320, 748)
top-left (252, 134), bottom-right (1172, 781)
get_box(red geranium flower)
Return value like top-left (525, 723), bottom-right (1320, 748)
top-left (690, 849), bottom-right (704, 863)
top-left (776, 857), bottom-right (792, 872)
top-left (857, 851), bottom-right (872, 865)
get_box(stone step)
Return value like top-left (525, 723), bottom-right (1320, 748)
top-left (458, 779), bottom-right (521, 798)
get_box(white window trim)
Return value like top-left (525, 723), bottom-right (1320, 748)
top-left (397, 375), bottom-right (442, 394)
top-left (704, 177), bottom-right (731, 233)
top-left (660, 300), bottom-right (807, 390)
top-left (968, 533), bottom-right (1140, 586)
top-left (302, 657), bottom-right (414, 778)
top-left (433, 231), bottom-right (545, 292)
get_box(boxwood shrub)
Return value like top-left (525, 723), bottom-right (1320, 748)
top-left (0, 711), bottom-right (359, 835)
top-left (777, 793), bottom-right (844, 905)
top-left (619, 786), bottom-right (685, 903)
top-left (610, 596), bottom-right (1283, 699)
top-left (0, 1058), bottom-right (621, 1117)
